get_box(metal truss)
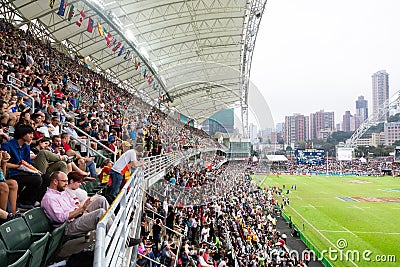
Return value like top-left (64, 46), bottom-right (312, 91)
top-left (3, 0), bottom-right (268, 128)
top-left (240, 0), bottom-right (268, 137)
top-left (345, 91), bottom-right (400, 148)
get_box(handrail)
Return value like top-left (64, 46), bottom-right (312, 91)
top-left (94, 149), bottom-right (209, 267)
top-left (144, 207), bottom-right (166, 219)
top-left (94, 168), bottom-right (142, 267)
top-left (148, 217), bottom-right (184, 237)
top-left (138, 253), bottom-right (166, 267)
top-left (174, 235), bottom-right (183, 267)
top-left (6, 79), bottom-right (35, 112)
top-left (61, 122), bottom-right (117, 162)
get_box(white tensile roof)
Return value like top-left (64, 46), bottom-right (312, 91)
top-left (8, 0), bottom-right (266, 123)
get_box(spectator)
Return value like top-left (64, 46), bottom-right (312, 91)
top-left (109, 144), bottom-right (146, 198)
top-left (0, 150), bottom-right (17, 214)
top-left (0, 207), bottom-right (20, 223)
top-left (31, 137), bottom-right (69, 175)
top-left (1, 124), bottom-right (44, 208)
top-left (41, 171), bottom-right (113, 235)
top-left (99, 158), bottom-right (112, 185)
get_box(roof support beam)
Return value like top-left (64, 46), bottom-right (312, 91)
top-left (82, 0), bottom-right (172, 103)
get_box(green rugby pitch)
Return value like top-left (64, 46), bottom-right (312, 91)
top-left (254, 174), bottom-right (400, 267)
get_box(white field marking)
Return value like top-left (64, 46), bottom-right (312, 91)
top-left (292, 196), bottom-right (303, 200)
top-left (346, 205), bottom-right (366, 211)
top-left (287, 206), bottom-right (359, 267)
top-left (342, 227), bottom-right (357, 237)
top-left (320, 230), bottom-right (400, 235)
top-left (304, 204), bottom-right (323, 209)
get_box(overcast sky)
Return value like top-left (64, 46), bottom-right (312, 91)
top-left (250, 0), bottom-right (400, 128)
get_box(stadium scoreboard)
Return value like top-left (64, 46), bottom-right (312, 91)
top-left (294, 148), bottom-right (325, 165)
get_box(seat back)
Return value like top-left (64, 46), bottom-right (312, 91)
top-left (27, 232), bottom-right (50, 267)
top-left (0, 217), bottom-right (31, 250)
top-left (8, 250), bottom-right (30, 267)
top-left (0, 238), bottom-right (7, 267)
top-left (23, 207), bottom-right (51, 234)
top-left (43, 222), bottom-right (67, 265)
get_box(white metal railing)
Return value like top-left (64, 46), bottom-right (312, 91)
top-left (7, 75), bottom-right (35, 112)
top-left (94, 168), bottom-right (143, 267)
top-left (60, 122), bottom-right (117, 162)
top-left (94, 150), bottom-right (193, 267)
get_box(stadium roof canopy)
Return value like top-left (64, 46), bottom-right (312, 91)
top-left (3, 0), bottom-right (267, 124)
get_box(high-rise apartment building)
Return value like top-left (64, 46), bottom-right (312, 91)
top-left (356, 95), bottom-right (368, 122)
top-left (248, 123), bottom-right (258, 144)
top-left (284, 114), bottom-right (309, 146)
top-left (342, 111), bottom-right (352, 132)
top-left (372, 70), bottom-right (389, 121)
top-left (384, 122), bottom-right (400, 145)
top-left (342, 110), bottom-right (362, 132)
top-left (309, 110), bottom-right (335, 139)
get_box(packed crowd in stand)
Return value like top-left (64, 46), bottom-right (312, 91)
top-left (0, 18), bottom-right (219, 222)
top-left (0, 18), bottom-right (315, 267)
top-left (269, 159), bottom-right (395, 176)
top-left (140, 163), bottom-right (309, 267)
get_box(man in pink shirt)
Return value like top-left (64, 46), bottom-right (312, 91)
top-left (41, 171), bottom-right (112, 235)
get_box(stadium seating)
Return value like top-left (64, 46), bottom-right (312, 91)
top-left (0, 238), bottom-right (30, 267)
top-left (22, 208), bottom-right (67, 265)
top-left (0, 217), bottom-right (49, 267)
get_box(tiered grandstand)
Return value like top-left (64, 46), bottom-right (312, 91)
top-left (0, 1), bottom-right (323, 267)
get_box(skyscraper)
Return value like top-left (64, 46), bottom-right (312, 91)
top-left (356, 95), bottom-right (368, 122)
top-left (309, 110), bottom-right (335, 140)
top-left (284, 114), bottom-right (309, 147)
top-left (372, 70), bottom-right (389, 121)
top-left (342, 111), bottom-right (362, 132)
top-left (342, 111), bottom-right (351, 132)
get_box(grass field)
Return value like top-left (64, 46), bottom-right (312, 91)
top-left (253, 174), bottom-right (400, 267)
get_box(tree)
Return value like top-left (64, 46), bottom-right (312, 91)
top-left (327, 131), bottom-right (353, 144)
top-left (296, 141), bottom-right (306, 149)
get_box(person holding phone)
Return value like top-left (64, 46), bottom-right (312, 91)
top-left (41, 171), bottom-right (113, 235)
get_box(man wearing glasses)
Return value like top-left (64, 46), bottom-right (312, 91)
top-left (41, 171), bottom-right (112, 235)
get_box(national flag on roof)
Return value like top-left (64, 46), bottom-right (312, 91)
top-left (97, 23), bottom-right (104, 36)
top-left (141, 68), bottom-right (147, 78)
top-left (57, 0), bottom-right (67, 17)
top-left (147, 75), bottom-right (153, 85)
top-left (87, 17), bottom-right (94, 33)
top-left (76, 10), bottom-right (86, 27)
top-left (106, 35), bottom-right (114, 47)
top-left (105, 32), bottom-right (112, 44)
top-left (117, 46), bottom-right (125, 56)
top-left (123, 50), bottom-right (131, 60)
top-left (67, 4), bottom-right (74, 21)
top-left (49, 0), bottom-right (55, 9)
top-left (112, 42), bottom-right (122, 52)
top-left (135, 60), bottom-right (141, 70)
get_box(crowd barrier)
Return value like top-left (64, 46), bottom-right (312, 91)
top-left (93, 149), bottom-right (200, 267)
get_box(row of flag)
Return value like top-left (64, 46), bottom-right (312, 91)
top-left (52, 0), bottom-right (158, 89)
